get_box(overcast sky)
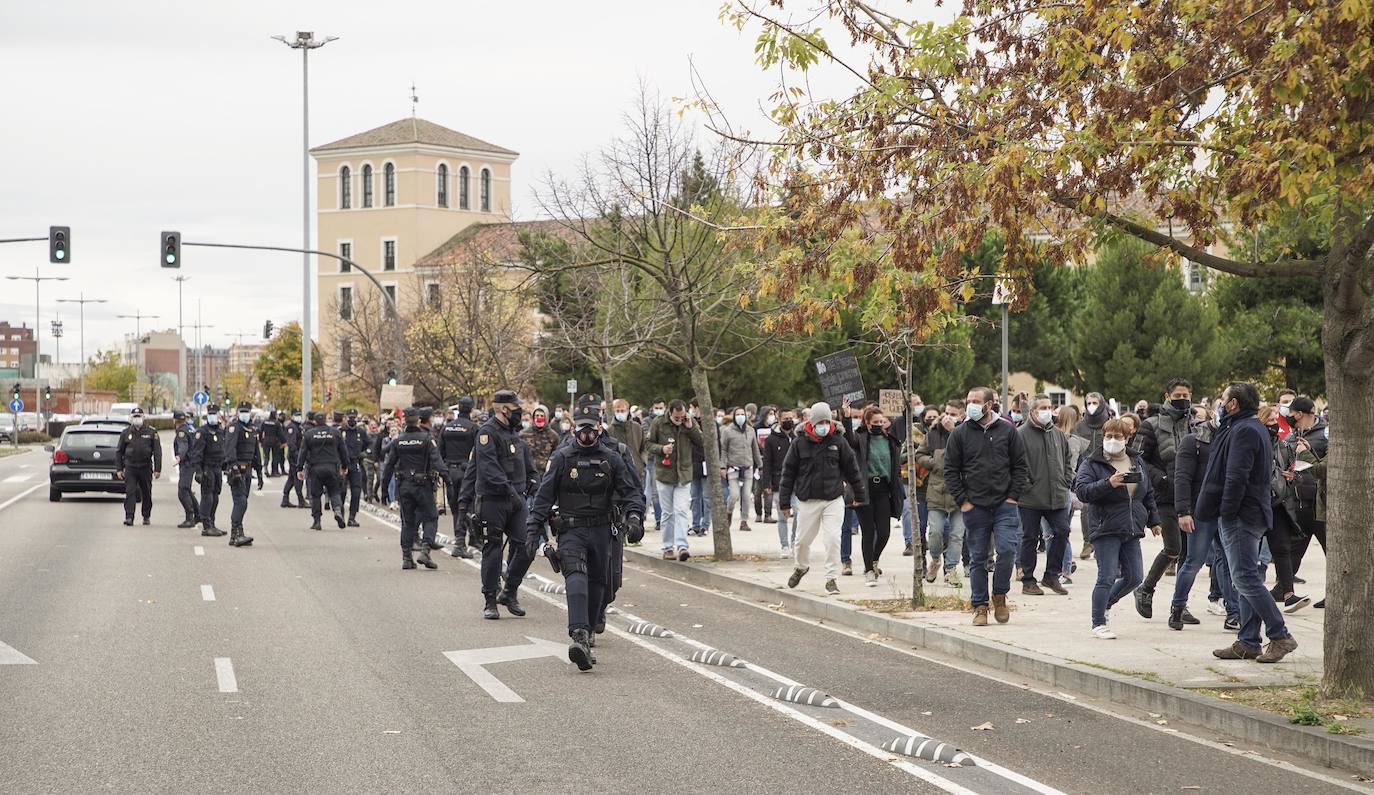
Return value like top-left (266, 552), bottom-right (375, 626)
top-left (0, 1), bottom-right (946, 367)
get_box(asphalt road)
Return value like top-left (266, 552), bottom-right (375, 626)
top-left (0, 449), bottom-right (1365, 794)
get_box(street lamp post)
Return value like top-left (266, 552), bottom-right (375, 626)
top-left (5, 269), bottom-right (69, 429)
top-left (117, 311), bottom-right (160, 409)
top-left (173, 274), bottom-right (190, 404)
top-left (273, 30), bottom-right (337, 416)
top-left (55, 293), bottom-right (107, 416)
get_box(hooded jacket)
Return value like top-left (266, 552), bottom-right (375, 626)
top-left (915, 422), bottom-right (957, 513)
top-left (778, 423), bottom-right (868, 506)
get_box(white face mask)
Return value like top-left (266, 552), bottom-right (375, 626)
top-left (965, 403), bottom-right (984, 422)
top-left (652, 408), bottom-right (665, 417)
top-left (1103, 438), bottom-right (1126, 455)
top-left (1036, 409), bottom-right (1054, 426)
top-left (131, 416), bottom-right (144, 428)
top-left (614, 411), bottom-right (628, 423)
top-left (913, 404), bottom-right (925, 417)
top-left (238, 412), bottom-right (250, 423)
top-left (1279, 404), bottom-right (1292, 417)
top-left (554, 410), bottom-right (564, 420)
top-left (1086, 403), bottom-right (1100, 415)
top-left (813, 422), bottom-right (831, 437)
top-left (292, 415), bottom-right (302, 423)
top-left (734, 414), bottom-right (746, 426)
top-left (521, 420), bottom-right (532, 430)
top-left (207, 414), bottom-right (220, 426)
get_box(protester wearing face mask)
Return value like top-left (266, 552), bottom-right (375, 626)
top-left (519, 404), bottom-right (563, 475)
top-left (1171, 403), bottom-right (1238, 631)
top-left (1274, 389), bottom-right (1296, 439)
top-left (1256, 405), bottom-right (1309, 613)
top-left (1074, 391), bottom-right (1110, 450)
top-left (917, 400), bottom-right (965, 583)
top-left (1134, 378), bottom-right (1196, 619)
top-left (753, 406), bottom-right (777, 524)
top-left (719, 406), bottom-right (763, 533)
top-left (607, 398), bottom-right (646, 485)
top-left (1075, 418), bottom-right (1161, 639)
top-left (761, 410), bottom-right (798, 556)
top-left (1015, 394), bottom-right (1074, 596)
top-left (115, 407), bottom-right (162, 527)
top-left (780, 402), bottom-right (868, 596)
top-left (903, 406), bottom-right (942, 558)
top-left (645, 399), bottom-right (704, 560)
top-left (687, 400), bottom-right (710, 537)
top-left (1284, 395), bottom-right (1328, 587)
top-left (845, 406), bottom-right (905, 587)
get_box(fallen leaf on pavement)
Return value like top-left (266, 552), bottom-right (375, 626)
top-left (382, 730), bottom-right (401, 734)
top-left (971, 722), bottom-right (995, 731)
top-left (692, 624), bottom-right (703, 628)
top-left (921, 711), bottom-right (933, 716)
top-left (944, 762), bottom-right (963, 768)
top-left (1148, 712), bottom-right (1162, 719)
top-left (830, 719), bottom-right (852, 727)
top-left (1333, 714), bottom-right (1349, 721)
top-left (1156, 719), bottom-right (1168, 726)
top-left (1015, 718), bottom-right (1031, 724)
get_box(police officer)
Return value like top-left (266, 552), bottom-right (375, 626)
top-left (299, 411), bottom-right (349, 530)
top-left (459, 389), bottom-right (537, 619)
top-left (261, 410), bottom-right (283, 477)
top-left (280, 409), bottom-right (306, 508)
top-left (381, 407), bottom-right (449, 570)
top-left (186, 404), bottom-right (227, 536)
top-left (440, 397), bottom-right (478, 558)
top-left (172, 410), bottom-right (201, 528)
top-left (340, 408), bottom-right (370, 526)
top-left (224, 400), bottom-right (261, 547)
top-left (414, 408), bottom-right (447, 551)
top-left (528, 399), bottom-right (644, 669)
top-left (115, 407), bottom-right (162, 526)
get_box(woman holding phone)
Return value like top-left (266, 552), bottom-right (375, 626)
top-left (1074, 417), bottom-right (1163, 639)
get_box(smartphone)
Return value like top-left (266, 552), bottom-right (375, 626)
top-left (1120, 469), bottom-right (1142, 484)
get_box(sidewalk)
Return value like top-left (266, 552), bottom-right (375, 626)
top-left (634, 512), bottom-right (1328, 691)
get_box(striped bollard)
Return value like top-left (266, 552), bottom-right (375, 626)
top-left (882, 736), bottom-right (976, 766)
top-left (689, 649), bottom-right (746, 668)
top-left (626, 621), bottom-right (673, 638)
top-left (770, 685), bottom-right (838, 708)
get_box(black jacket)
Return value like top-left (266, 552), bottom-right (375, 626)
top-left (844, 425), bottom-right (905, 515)
top-left (944, 417), bottom-right (1030, 509)
top-left (778, 428), bottom-right (867, 506)
top-left (759, 429), bottom-right (793, 491)
top-left (1172, 425), bottom-right (1213, 517)
top-left (1073, 450), bottom-right (1160, 541)
top-left (1140, 404), bottom-right (1192, 513)
top-left (116, 425), bottom-right (162, 471)
top-left (1195, 411), bottom-right (1273, 528)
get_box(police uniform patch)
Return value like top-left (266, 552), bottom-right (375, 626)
top-left (195, 432), bottom-right (202, 440)
top-left (509, 444), bottom-right (516, 454)
top-left (479, 434), bottom-right (489, 445)
top-left (570, 467), bottom-right (579, 479)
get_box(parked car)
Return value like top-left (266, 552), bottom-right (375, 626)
top-left (47, 424), bottom-right (126, 501)
top-left (0, 417), bottom-right (14, 443)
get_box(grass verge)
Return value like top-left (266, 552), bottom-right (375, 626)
top-left (846, 596), bottom-right (969, 614)
top-left (1196, 685), bottom-right (1369, 735)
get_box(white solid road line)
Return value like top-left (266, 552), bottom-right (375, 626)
top-left (214, 657), bottom-right (237, 692)
top-left (194, 545), bottom-right (205, 556)
top-left (201, 585), bottom-right (216, 602)
top-left (0, 638), bottom-right (38, 665)
top-left (0, 482), bottom-right (44, 513)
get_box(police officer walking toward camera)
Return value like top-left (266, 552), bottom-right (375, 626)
top-left (280, 409), bottom-right (306, 508)
top-left (186, 404), bottom-right (227, 536)
top-left (224, 400), bottom-right (261, 547)
top-left (260, 410), bottom-right (284, 477)
top-left (440, 397), bottom-right (478, 558)
top-left (340, 408), bottom-right (369, 527)
top-left (299, 411), bottom-right (348, 531)
top-left (381, 407), bottom-right (449, 571)
top-left (459, 389), bottom-right (538, 619)
top-left (414, 408), bottom-right (447, 552)
top-left (528, 398), bottom-right (644, 670)
top-left (115, 407), bottom-right (162, 526)
top-left (172, 410), bottom-right (200, 528)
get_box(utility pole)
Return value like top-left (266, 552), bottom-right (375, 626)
top-left (55, 293), bottom-right (107, 415)
top-left (173, 274), bottom-right (191, 404)
top-left (117, 311), bottom-right (161, 408)
top-left (273, 30), bottom-right (338, 415)
top-left (5, 269), bottom-right (69, 430)
top-left (50, 319), bottom-right (62, 388)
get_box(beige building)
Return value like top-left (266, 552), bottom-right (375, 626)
top-left (227, 342), bottom-right (264, 375)
top-left (310, 117), bottom-right (518, 384)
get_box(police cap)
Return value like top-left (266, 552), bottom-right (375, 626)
top-left (573, 403), bottom-right (602, 427)
top-left (172, 410), bottom-right (185, 420)
top-left (206, 403), bottom-right (221, 414)
top-left (417, 406), bottom-right (434, 421)
top-left (492, 389), bottom-right (521, 406)
top-left (131, 407), bottom-right (145, 417)
top-left (332, 410), bottom-right (344, 423)
top-left (346, 408), bottom-right (359, 418)
top-left (237, 400), bottom-right (252, 412)
top-left (402, 406), bottom-right (422, 425)
top-left (456, 395), bottom-right (474, 413)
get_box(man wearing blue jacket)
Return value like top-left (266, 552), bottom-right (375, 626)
top-left (1196, 382), bottom-right (1297, 664)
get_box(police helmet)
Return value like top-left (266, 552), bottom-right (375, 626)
top-left (492, 389), bottom-right (520, 406)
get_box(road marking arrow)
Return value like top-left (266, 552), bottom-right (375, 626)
top-left (0, 639), bottom-right (36, 665)
top-left (443, 635), bottom-right (569, 703)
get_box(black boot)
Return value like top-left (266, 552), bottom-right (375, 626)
top-left (309, 519), bottom-right (322, 531)
top-left (333, 509), bottom-right (345, 529)
top-left (402, 549), bottom-right (416, 570)
top-left (201, 524), bottom-right (226, 537)
top-left (568, 629), bottom-right (594, 671)
top-left (1180, 607), bottom-right (1200, 625)
top-left (229, 526), bottom-right (253, 547)
top-left (483, 597), bottom-right (500, 620)
top-left (497, 591), bottom-right (526, 617)
top-left (1168, 605), bottom-right (1185, 631)
top-left (178, 517), bottom-right (198, 528)
top-left (1134, 586), bottom-right (1154, 619)
top-left (280, 498), bottom-right (291, 508)
top-left (415, 547), bottom-right (437, 570)
top-left (347, 513), bottom-right (359, 527)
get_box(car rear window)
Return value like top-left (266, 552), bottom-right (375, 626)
top-left (63, 432), bottom-right (121, 449)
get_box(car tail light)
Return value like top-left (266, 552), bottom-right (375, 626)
top-left (53, 449), bottom-right (69, 464)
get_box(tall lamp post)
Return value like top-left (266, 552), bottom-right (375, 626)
top-left (55, 293), bottom-right (107, 415)
top-left (173, 274), bottom-right (191, 404)
top-left (5, 269), bottom-right (69, 429)
top-left (117, 311), bottom-right (160, 409)
top-left (272, 30), bottom-right (337, 415)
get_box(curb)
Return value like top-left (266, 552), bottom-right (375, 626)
top-left (624, 546), bottom-right (1374, 779)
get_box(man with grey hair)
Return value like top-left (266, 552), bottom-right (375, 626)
top-left (1016, 393), bottom-right (1074, 595)
top-left (779, 402), bottom-right (867, 596)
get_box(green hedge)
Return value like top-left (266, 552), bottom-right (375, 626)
top-left (18, 431), bottom-right (52, 444)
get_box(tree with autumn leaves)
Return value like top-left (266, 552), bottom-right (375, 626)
top-left (713, 0), bottom-right (1374, 695)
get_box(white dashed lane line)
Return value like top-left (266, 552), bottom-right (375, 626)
top-left (201, 585), bottom-right (216, 602)
top-left (214, 658), bottom-right (237, 692)
top-left (194, 545), bottom-right (205, 557)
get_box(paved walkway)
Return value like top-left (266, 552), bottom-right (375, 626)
top-left (633, 511), bottom-right (1327, 690)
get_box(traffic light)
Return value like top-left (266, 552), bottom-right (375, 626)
top-left (160, 231), bottom-right (181, 268)
top-left (43, 386), bottom-right (52, 401)
top-left (49, 226), bottom-right (70, 263)
top-left (9, 384), bottom-right (18, 401)
top-left (324, 389), bottom-right (333, 403)
top-left (386, 369), bottom-right (398, 386)
top-left (263, 320), bottom-right (274, 339)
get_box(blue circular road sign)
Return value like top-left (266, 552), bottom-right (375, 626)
top-left (8, 398), bottom-right (22, 413)
top-left (193, 391), bottom-right (209, 406)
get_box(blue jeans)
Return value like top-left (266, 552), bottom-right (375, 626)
top-left (963, 502), bottom-right (1020, 607)
top-left (1219, 515), bottom-right (1292, 650)
top-left (644, 466), bottom-right (662, 524)
top-left (926, 508), bottom-right (963, 573)
top-left (1018, 505), bottom-right (1070, 581)
top-left (1171, 517), bottom-right (1237, 615)
top-left (902, 499), bottom-right (912, 545)
top-left (691, 475), bottom-right (710, 530)
top-left (1090, 534), bottom-right (1144, 627)
top-left (841, 507), bottom-right (858, 563)
top-left (773, 492), bottom-right (798, 547)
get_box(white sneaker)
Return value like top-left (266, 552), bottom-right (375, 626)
top-left (946, 568), bottom-right (962, 586)
top-left (865, 570), bottom-right (879, 587)
top-left (779, 546), bottom-right (791, 560)
top-left (1091, 624), bottom-right (1118, 640)
top-left (1205, 599), bottom-right (1226, 616)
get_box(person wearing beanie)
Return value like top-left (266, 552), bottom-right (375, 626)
top-left (778, 402), bottom-right (868, 595)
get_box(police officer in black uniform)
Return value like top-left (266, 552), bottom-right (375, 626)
top-left (186, 404), bottom-right (227, 536)
top-left (528, 399), bottom-right (644, 669)
top-left (299, 411), bottom-right (349, 530)
top-left (340, 408), bottom-right (370, 526)
top-left (413, 408), bottom-right (447, 551)
top-left (381, 406), bottom-right (448, 570)
top-left (280, 409), bottom-right (306, 508)
top-left (440, 397), bottom-right (478, 558)
top-left (261, 410), bottom-right (283, 477)
top-left (172, 410), bottom-right (200, 528)
top-left (224, 400), bottom-right (261, 547)
top-left (459, 389), bottom-right (537, 619)
top-left (115, 407), bottom-right (162, 526)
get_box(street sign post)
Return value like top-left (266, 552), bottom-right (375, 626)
top-left (566, 378), bottom-right (577, 407)
top-left (8, 398), bottom-right (22, 414)
top-left (193, 391), bottom-right (209, 406)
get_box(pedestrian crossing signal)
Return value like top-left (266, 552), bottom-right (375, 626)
top-left (161, 231), bottom-right (181, 268)
top-left (49, 226), bottom-right (70, 263)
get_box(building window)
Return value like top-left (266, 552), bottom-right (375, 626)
top-left (426, 281), bottom-right (441, 309)
top-left (480, 168), bottom-right (491, 212)
top-left (383, 285), bottom-right (397, 318)
top-left (361, 164), bottom-right (373, 207)
top-left (1186, 260), bottom-right (1209, 292)
top-left (383, 240), bottom-right (396, 271)
top-left (339, 166), bottom-right (351, 209)
top-left (339, 241), bottom-right (352, 273)
top-left (459, 166), bottom-right (470, 210)
top-left (339, 338), bottom-right (353, 374)
top-left (436, 164), bottom-right (448, 208)
top-left (384, 162), bottom-right (396, 207)
top-left (1049, 391), bottom-right (1067, 407)
top-left (338, 286), bottom-right (353, 320)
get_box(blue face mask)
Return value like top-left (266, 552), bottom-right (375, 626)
top-left (238, 412), bottom-right (250, 423)
top-left (207, 414), bottom-right (220, 426)
top-left (734, 415), bottom-right (746, 426)
top-left (966, 403), bottom-right (984, 422)
top-left (1010, 411), bottom-right (1023, 423)
top-left (813, 422), bottom-right (831, 437)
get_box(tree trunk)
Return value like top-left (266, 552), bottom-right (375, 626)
top-left (1320, 296), bottom-right (1374, 696)
top-left (598, 361), bottom-right (616, 408)
top-left (691, 367), bottom-right (734, 561)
